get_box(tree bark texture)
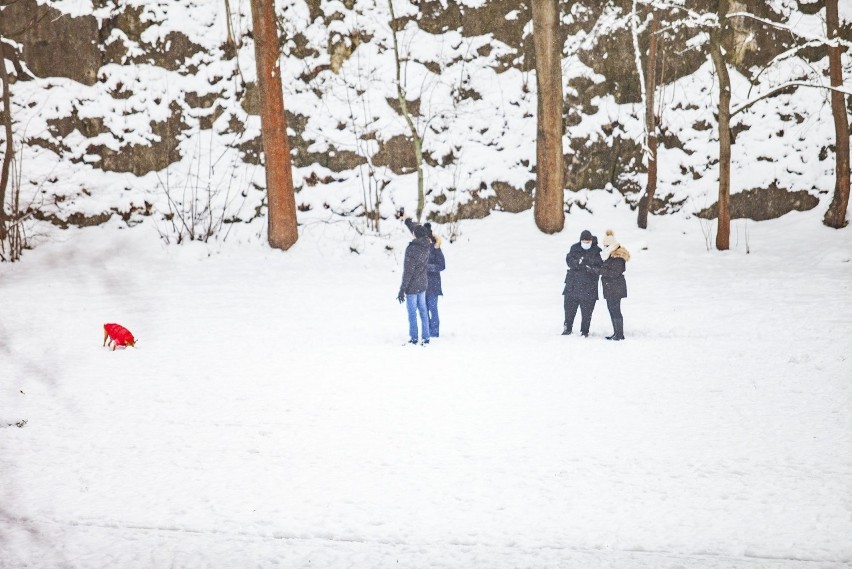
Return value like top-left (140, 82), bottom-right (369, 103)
top-left (823, 0), bottom-right (850, 228)
top-left (250, 0), bottom-right (298, 250)
top-left (709, 2), bottom-right (731, 251)
top-left (0, 37), bottom-right (14, 242)
top-left (637, 14), bottom-right (659, 230)
top-left (531, 0), bottom-right (565, 234)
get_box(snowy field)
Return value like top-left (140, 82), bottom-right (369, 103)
top-left (1, 204), bottom-right (851, 569)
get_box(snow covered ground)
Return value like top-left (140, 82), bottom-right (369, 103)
top-left (1, 203), bottom-right (851, 569)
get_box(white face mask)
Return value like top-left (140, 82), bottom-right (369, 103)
top-left (581, 241), bottom-right (592, 250)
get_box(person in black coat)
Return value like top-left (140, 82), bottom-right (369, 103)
top-left (562, 229), bottom-right (602, 336)
top-left (599, 229), bottom-right (630, 340)
top-left (398, 224), bottom-right (432, 344)
top-left (404, 218), bottom-right (446, 338)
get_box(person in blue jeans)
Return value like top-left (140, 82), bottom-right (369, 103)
top-left (397, 224), bottom-right (432, 345)
top-left (403, 217), bottom-right (446, 338)
top-left (424, 231), bottom-right (445, 338)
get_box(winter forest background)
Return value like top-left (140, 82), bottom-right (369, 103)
top-left (0, 0), bottom-right (849, 249)
top-left (1, 1), bottom-right (851, 568)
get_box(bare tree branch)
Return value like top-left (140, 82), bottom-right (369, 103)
top-left (732, 80), bottom-right (852, 116)
top-left (727, 11), bottom-right (852, 50)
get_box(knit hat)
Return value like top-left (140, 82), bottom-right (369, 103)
top-left (602, 229), bottom-right (618, 248)
top-left (579, 229), bottom-right (593, 241)
top-left (413, 225), bottom-right (428, 239)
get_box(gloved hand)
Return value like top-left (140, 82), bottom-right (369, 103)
top-left (397, 290), bottom-right (405, 303)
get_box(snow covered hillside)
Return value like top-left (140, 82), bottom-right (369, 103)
top-left (1, 203), bottom-right (850, 568)
top-left (1, 0), bottom-right (850, 244)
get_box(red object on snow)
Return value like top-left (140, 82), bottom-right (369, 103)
top-left (103, 323), bottom-right (137, 350)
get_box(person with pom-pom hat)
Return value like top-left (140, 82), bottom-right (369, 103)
top-left (599, 229), bottom-right (630, 341)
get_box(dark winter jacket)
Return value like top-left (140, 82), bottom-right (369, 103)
top-left (599, 255), bottom-right (627, 300)
top-left (563, 239), bottom-right (603, 300)
top-left (426, 246), bottom-right (445, 296)
top-left (400, 237), bottom-right (432, 295)
top-left (404, 218), bottom-right (445, 296)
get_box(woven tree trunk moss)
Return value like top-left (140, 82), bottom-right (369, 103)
top-left (249, 0), bottom-right (299, 250)
top-left (531, 0), bottom-right (565, 234)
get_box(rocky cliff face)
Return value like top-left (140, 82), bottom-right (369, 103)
top-left (0, 0), bottom-right (100, 85)
top-left (0, 0), bottom-right (846, 230)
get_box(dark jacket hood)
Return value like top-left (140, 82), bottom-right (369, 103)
top-left (411, 236), bottom-right (432, 249)
top-left (570, 238), bottom-right (601, 255)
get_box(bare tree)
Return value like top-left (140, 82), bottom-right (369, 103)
top-left (387, 0), bottom-right (426, 222)
top-left (249, 0), bottom-right (298, 250)
top-left (708, 0), bottom-right (731, 251)
top-left (0, 36), bottom-right (13, 242)
top-left (723, 5), bottom-right (850, 228)
top-left (635, 9), bottom-right (660, 229)
top-left (224, 0), bottom-right (238, 52)
top-left (531, 0), bottom-right (565, 234)
top-left (823, 0), bottom-right (850, 229)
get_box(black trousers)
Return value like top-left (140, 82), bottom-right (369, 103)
top-left (564, 296), bottom-right (596, 333)
top-left (606, 298), bottom-right (623, 320)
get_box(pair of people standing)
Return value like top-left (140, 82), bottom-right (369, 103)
top-left (562, 229), bottom-right (629, 340)
top-left (397, 218), bottom-right (445, 345)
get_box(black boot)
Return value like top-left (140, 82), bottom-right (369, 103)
top-left (606, 318), bottom-right (624, 341)
top-left (562, 324), bottom-right (571, 336)
top-left (606, 318), bottom-right (624, 340)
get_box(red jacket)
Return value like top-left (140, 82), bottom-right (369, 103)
top-left (104, 323), bottom-right (136, 347)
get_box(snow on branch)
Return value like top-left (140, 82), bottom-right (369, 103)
top-left (732, 80), bottom-right (852, 117)
top-left (727, 11), bottom-right (852, 50)
top-left (654, 10), bottom-right (717, 37)
top-left (758, 39), bottom-right (825, 71)
top-left (663, 4), bottom-right (718, 28)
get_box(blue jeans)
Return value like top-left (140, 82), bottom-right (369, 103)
top-left (406, 291), bottom-right (430, 341)
top-left (426, 293), bottom-right (440, 337)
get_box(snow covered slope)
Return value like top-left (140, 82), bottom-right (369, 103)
top-left (1, 202), bottom-right (850, 568)
top-left (2, 0), bottom-right (850, 245)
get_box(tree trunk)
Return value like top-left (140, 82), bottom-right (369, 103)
top-left (637, 14), bottom-right (659, 230)
top-left (224, 0), bottom-right (236, 51)
top-left (709, 3), bottom-right (731, 251)
top-left (414, 134), bottom-right (424, 222)
top-left (249, 0), bottom-right (298, 250)
top-left (531, 0), bottom-right (565, 234)
top-left (0, 36), bottom-right (13, 242)
top-left (823, 0), bottom-right (850, 229)
top-left (387, 0), bottom-right (425, 222)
